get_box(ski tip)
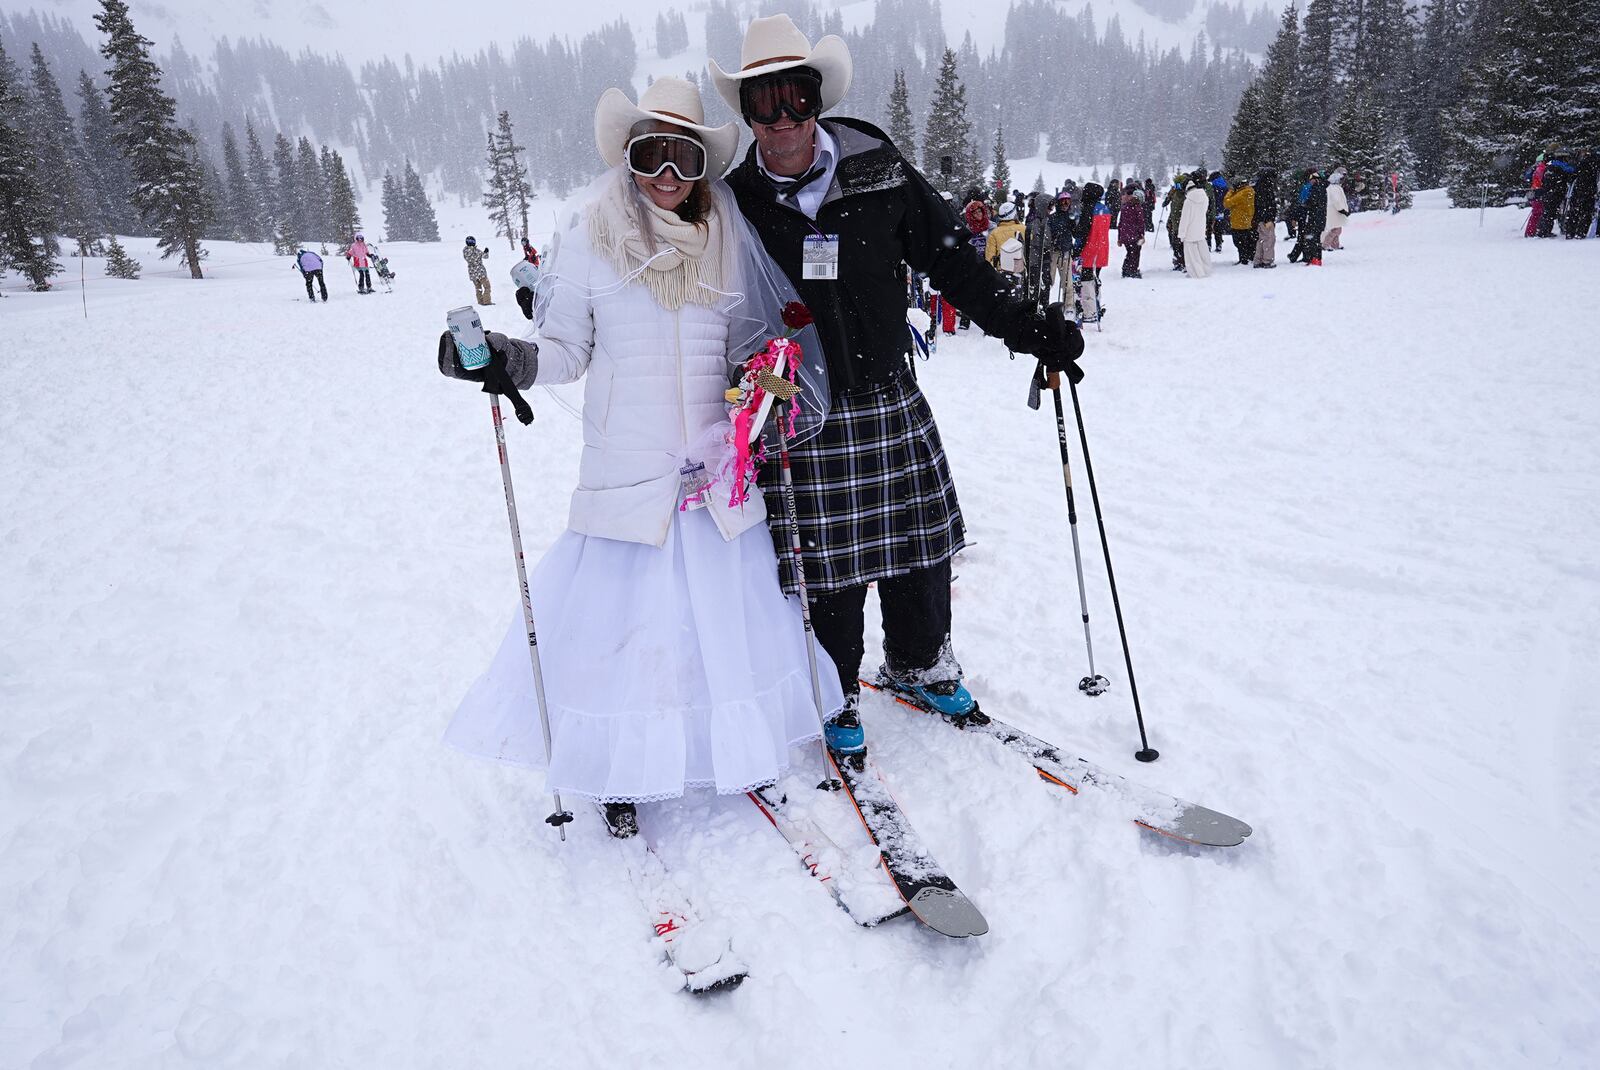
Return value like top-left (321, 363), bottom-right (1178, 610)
top-left (907, 886), bottom-right (989, 938)
top-left (1139, 811), bottom-right (1254, 848)
top-left (685, 967), bottom-right (749, 995)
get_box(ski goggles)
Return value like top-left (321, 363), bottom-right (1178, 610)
top-left (740, 69), bottom-right (823, 126)
top-left (625, 132), bottom-right (707, 182)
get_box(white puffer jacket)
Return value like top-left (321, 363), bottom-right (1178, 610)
top-left (1326, 181), bottom-right (1350, 225)
top-left (1177, 184), bottom-right (1211, 242)
top-left (528, 218), bottom-right (767, 548)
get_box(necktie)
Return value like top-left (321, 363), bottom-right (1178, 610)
top-left (770, 163), bottom-right (826, 207)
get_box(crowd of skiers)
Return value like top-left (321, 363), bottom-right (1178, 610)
top-left (927, 164), bottom-right (1389, 329)
top-left (1521, 148), bottom-right (1600, 240)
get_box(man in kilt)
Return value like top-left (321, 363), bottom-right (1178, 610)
top-left (713, 15), bottom-right (1085, 755)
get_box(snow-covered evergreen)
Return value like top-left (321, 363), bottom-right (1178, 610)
top-left (0, 39), bottom-right (59, 289)
top-left (94, 0), bottom-right (209, 277)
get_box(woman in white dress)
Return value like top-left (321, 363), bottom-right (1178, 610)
top-left (439, 77), bottom-right (844, 834)
top-left (1178, 175), bottom-right (1214, 278)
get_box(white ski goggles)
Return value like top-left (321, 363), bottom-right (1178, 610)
top-left (625, 132), bottom-right (708, 183)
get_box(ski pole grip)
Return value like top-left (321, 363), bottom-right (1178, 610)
top-left (1047, 370), bottom-right (1062, 391)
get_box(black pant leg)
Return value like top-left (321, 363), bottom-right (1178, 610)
top-left (879, 560), bottom-right (954, 679)
top-left (304, 272), bottom-right (315, 300)
top-left (810, 584), bottom-right (869, 697)
top-left (315, 270), bottom-right (327, 298)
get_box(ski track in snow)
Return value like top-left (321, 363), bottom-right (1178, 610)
top-left (3, 193), bottom-right (1599, 1067)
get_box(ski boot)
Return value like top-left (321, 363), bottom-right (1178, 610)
top-left (876, 668), bottom-right (982, 722)
top-left (601, 802), bottom-right (639, 839)
top-left (823, 693), bottom-right (866, 758)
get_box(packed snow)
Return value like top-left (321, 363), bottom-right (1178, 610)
top-left (3, 192), bottom-right (1599, 1067)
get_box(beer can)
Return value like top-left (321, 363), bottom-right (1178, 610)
top-left (447, 306), bottom-right (491, 371)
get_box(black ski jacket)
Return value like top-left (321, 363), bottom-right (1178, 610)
top-left (727, 118), bottom-right (1041, 391)
top-left (1253, 172), bottom-right (1279, 224)
top-left (1304, 181), bottom-right (1328, 231)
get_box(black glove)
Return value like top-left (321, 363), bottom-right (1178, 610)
top-left (436, 331), bottom-right (533, 424)
top-left (438, 330), bottom-right (486, 382)
top-left (1005, 303), bottom-right (1084, 384)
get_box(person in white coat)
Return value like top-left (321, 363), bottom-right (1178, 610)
top-left (1323, 170), bottom-right (1350, 250)
top-left (437, 77), bottom-right (844, 834)
top-left (1177, 175), bottom-right (1214, 278)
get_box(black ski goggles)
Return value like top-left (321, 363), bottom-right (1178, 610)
top-left (740, 69), bottom-right (823, 126)
top-left (625, 132), bottom-right (707, 182)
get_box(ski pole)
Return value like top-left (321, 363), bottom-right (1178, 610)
top-left (1066, 378), bottom-right (1158, 763)
top-left (488, 393), bottom-right (575, 835)
top-left (1037, 364), bottom-right (1108, 697)
top-left (760, 372), bottom-right (842, 791)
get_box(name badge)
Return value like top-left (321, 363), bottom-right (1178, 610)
top-left (802, 234), bottom-right (840, 280)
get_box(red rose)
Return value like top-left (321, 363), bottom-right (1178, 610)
top-left (780, 302), bottom-right (814, 329)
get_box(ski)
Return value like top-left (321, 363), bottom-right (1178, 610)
top-left (748, 786), bottom-right (908, 928)
top-left (828, 752), bottom-right (989, 938)
top-left (605, 810), bottom-right (749, 994)
top-left (860, 680), bottom-right (1253, 848)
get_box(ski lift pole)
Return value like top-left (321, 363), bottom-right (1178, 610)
top-left (488, 392), bottom-right (573, 838)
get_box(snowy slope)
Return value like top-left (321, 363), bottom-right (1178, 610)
top-left (4, 195), bottom-right (1600, 1067)
top-left (32, 0), bottom-right (1232, 69)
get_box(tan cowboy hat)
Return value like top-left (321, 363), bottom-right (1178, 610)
top-left (707, 14), bottom-right (852, 118)
top-left (594, 76), bottom-right (739, 180)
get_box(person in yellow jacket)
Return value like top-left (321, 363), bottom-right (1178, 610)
top-left (1223, 178), bottom-right (1257, 264)
top-left (984, 201), bottom-right (1026, 280)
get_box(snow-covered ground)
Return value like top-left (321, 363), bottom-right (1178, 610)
top-left (4, 192), bottom-right (1599, 1067)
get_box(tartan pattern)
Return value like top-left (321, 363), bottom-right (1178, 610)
top-left (764, 369), bottom-right (965, 594)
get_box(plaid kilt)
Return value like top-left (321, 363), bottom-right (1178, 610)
top-left (764, 368), bottom-right (965, 594)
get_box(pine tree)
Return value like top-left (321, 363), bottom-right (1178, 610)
top-left (271, 132), bottom-right (298, 252)
top-left (327, 149), bottom-right (361, 242)
top-left (1223, 81), bottom-right (1268, 174)
top-left (1032, 172), bottom-right (1046, 195)
top-left (103, 234), bottom-right (140, 277)
top-left (381, 171), bottom-right (406, 239)
top-left (492, 110), bottom-right (533, 244)
top-left (95, 0), bottom-right (209, 278)
top-left (991, 123), bottom-right (1011, 196)
top-left (482, 128), bottom-right (515, 249)
top-left (76, 70), bottom-right (135, 235)
top-left (27, 45), bottom-right (94, 255)
top-left (887, 69), bottom-right (916, 159)
top-left (0, 41), bottom-right (61, 289)
top-left (1257, 4), bottom-right (1301, 173)
top-left (318, 145), bottom-right (341, 239)
top-left (1294, 0), bottom-right (1338, 163)
top-left (295, 137), bottom-right (324, 239)
top-left (922, 48), bottom-right (980, 194)
top-left (219, 122), bottom-right (252, 241)
top-left (1409, 0), bottom-right (1472, 187)
top-left (401, 160), bottom-right (439, 242)
top-left (242, 121), bottom-right (274, 243)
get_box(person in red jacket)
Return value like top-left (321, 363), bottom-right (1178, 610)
top-left (344, 234), bottom-right (374, 294)
top-left (1073, 182), bottom-right (1110, 323)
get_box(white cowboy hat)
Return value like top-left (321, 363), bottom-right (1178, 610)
top-left (594, 76), bottom-right (740, 180)
top-left (707, 14), bottom-right (852, 118)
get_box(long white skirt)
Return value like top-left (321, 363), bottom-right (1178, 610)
top-left (444, 506), bottom-right (841, 803)
top-left (1183, 240), bottom-right (1214, 277)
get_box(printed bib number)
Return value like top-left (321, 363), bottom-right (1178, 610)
top-left (802, 235), bottom-right (840, 280)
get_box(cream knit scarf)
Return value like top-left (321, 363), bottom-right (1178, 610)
top-left (588, 169), bottom-right (723, 311)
